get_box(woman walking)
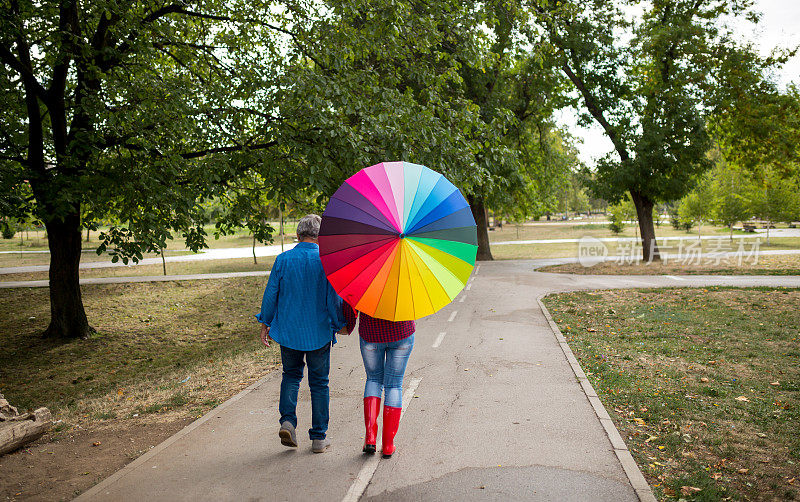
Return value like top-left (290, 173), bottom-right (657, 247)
top-left (342, 304), bottom-right (414, 458)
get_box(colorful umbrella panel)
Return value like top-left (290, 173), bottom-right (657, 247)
top-left (319, 161), bottom-right (478, 321)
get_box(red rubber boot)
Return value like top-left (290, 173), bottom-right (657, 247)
top-left (381, 405), bottom-right (402, 458)
top-left (363, 397), bottom-right (381, 454)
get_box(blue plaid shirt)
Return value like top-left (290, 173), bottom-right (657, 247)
top-left (256, 242), bottom-right (345, 351)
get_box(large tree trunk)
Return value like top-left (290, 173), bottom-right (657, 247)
top-left (43, 212), bottom-right (92, 339)
top-left (468, 195), bottom-right (493, 261)
top-left (630, 191), bottom-right (661, 262)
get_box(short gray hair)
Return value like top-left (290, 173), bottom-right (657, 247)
top-left (296, 214), bottom-right (322, 240)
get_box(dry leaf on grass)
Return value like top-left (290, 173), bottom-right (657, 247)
top-left (681, 486), bottom-right (702, 495)
top-left (735, 396), bottom-right (749, 402)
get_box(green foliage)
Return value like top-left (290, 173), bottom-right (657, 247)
top-left (677, 173), bottom-right (714, 232)
top-left (708, 161), bottom-right (753, 232)
top-left (670, 211), bottom-right (694, 232)
top-left (531, 0), bottom-right (782, 258)
top-left (608, 207), bottom-right (625, 235)
top-left (1, 0), bottom-right (287, 259)
top-left (607, 197), bottom-right (635, 235)
top-left (214, 173), bottom-right (277, 247)
top-left (712, 75), bottom-right (800, 175)
top-left (1, 219), bottom-right (15, 239)
top-left (749, 168), bottom-right (800, 225)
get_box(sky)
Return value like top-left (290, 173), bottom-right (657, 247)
top-left (558, 0), bottom-right (800, 167)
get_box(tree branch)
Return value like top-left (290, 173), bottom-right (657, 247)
top-left (180, 141), bottom-right (278, 159)
top-left (0, 44), bottom-right (47, 99)
top-left (48, 0), bottom-right (79, 102)
top-left (560, 62), bottom-right (629, 162)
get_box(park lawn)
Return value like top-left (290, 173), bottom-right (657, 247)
top-left (486, 221), bottom-right (758, 243)
top-left (543, 288), bottom-right (800, 501)
top-left (3, 221), bottom-right (771, 255)
top-left (492, 236), bottom-right (797, 261)
top-left (0, 277), bottom-right (278, 429)
top-left (0, 249), bottom-right (194, 268)
top-left (540, 253), bottom-right (800, 276)
top-left (0, 256), bottom-right (275, 283)
top-left (0, 223), bottom-right (298, 253)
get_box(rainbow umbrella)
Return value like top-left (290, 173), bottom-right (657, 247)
top-left (319, 161), bottom-right (477, 321)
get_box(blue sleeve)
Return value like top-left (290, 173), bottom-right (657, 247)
top-left (326, 279), bottom-right (345, 331)
top-left (256, 256), bottom-right (282, 325)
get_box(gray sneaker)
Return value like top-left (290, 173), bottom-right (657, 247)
top-left (311, 438), bottom-right (330, 453)
top-left (279, 422), bottom-right (298, 447)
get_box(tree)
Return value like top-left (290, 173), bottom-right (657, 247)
top-left (274, 0), bottom-right (571, 261)
top-left (533, 0), bottom-right (776, 262)
top-left (1, 1), bottom-right (285, 338)
top-left (749, 168), bottom-right (800, 245)
top-left (214, 177), bottom-right (277, 265)
top-left (607, 204), bottom-right (625, 235)
top-left (677, 180), bottom-right (713, 239)
top-left (709, 161), bottom-right (753, 241)
top-left (453, 0), bottom-right (573, 259)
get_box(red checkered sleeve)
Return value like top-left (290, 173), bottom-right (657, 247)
top-left (343, 302), bottom-right (358, 334)
top-left (341, 303), bottom-right (415, 343)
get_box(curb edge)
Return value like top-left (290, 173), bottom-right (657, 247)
top-left (536, 294), bottom-right (658, 502)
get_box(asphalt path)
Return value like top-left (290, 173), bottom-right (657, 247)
top-left (74, 261), bottom-right (800, 502)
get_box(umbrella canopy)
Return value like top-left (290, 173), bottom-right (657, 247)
top-left (319, 161), bottom-right (477, 321)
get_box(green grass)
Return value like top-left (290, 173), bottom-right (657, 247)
top-left (1, 256), bottom-right (275, 283)
top-left (491, 236), bottom-right (798, 261)
top-left (486, 220), bottom-right (793, 243)
top-left (540, 253), bottom-right (800, 276)
top-left (543, 288), bottom-right (800, 501)
top-left (0, 223), bottom-right (299, 253)
top-left (0, 278), bottom-right (280, 425)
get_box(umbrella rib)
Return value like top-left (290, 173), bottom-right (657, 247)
top-left (404, 241), bottom-right (438, 317)
top-left (405, 239), bottom-right (464, 301)
top-left (319, 234), bottom-right (397, 256)
top-left (353, 241), bottom-right (400, 316)
top-left (405, 177), bottom-right (457, 232)
top-left (405, 191), bottom-right (469, 235)
top-left (364, 164), bottom-right (402, 231)
top-left (406, 236), bottom-right (477, 266)
top-left (404, 169), bottom-right (444, 232)
top-left (329, 240), bottom-right (399, 305)
top-left (326, 196), bottom-right (400, 234)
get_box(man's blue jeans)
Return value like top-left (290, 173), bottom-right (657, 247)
top-left (279, 343), bottom-right (331, 440)
top-left (359, 335), bottom-right (414, 408)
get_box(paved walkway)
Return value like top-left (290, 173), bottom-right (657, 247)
top-left (71, 261), bottom-right (800, 502)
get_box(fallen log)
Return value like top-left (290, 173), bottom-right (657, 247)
top-left (0, 392), bottom-right (19, 420)
top-left (0, 392), bottom-right (52, 455)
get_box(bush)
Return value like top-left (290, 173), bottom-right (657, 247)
top-left (670, 211), bottom-right (682, 230)
top-left (608, 210), bottom-right (625, 235)
top-left (670, 211), bottom-right (692, 231)
top-left (1, 220), bottom-right (16, 239)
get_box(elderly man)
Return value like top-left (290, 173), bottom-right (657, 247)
top-left (256, 214), bottom-right (345, 453)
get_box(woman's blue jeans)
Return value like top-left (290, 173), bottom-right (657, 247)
top-left (359, 335), bottom-right (414, 408)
